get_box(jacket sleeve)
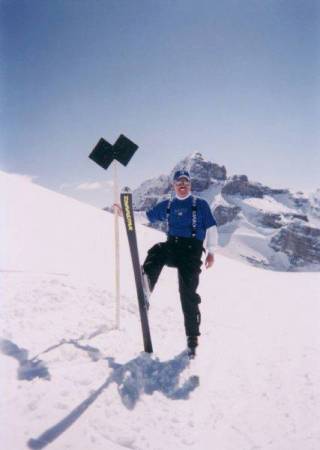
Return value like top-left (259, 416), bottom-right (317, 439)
top-left (205, 226), bottom-right (218, 254)
top-left (202, 200), bottom-right (217, 228)
top-left (146, 200), bottom-right (169, 223)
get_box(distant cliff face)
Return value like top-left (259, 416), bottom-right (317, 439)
top-left (270, 221), bottom-right (320, 268)
top-left (131, 153), bottom-right (320, 272)
top-left (133, 153), bottom-right (227, 209)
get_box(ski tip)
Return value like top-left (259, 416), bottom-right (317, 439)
top-left (187, 348), bottom-right (196, 360)
top-left (139, 350), bottom-right (154, 359)
top-left (121, 186), bottom-right (131, 193)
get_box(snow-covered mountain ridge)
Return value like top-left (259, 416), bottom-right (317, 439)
top-left (132, 153), bottom-right (320, 272)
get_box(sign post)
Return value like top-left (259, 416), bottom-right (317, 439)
top-left (113, 161), bottom-right (120, 328)
top-left (89, 134), bottom-right (139, 329)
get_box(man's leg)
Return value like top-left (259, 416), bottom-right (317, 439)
top-left (142, 243), bottom-right (168, 292)
top-left (178, 260), bottom-right (202, 339)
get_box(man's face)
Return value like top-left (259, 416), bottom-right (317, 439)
top-left (173, 177), bottom-right (191, 198)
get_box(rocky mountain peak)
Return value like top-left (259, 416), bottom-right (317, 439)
top-left (130, 152), bottom-right (320, 272)
top-left (171, 152), bottom-right (227, 192)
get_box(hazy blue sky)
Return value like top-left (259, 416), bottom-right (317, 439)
top-left (1, 0), bottom-right (319, 207)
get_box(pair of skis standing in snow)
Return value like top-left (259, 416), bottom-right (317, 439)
top-left (120, 170), bottom-right (218, 358)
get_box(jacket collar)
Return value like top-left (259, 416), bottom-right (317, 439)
top-left (175, 193), bottom-right (191, 201)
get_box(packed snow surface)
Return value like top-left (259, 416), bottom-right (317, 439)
top-left (1, 171), bottom-right (320, 450)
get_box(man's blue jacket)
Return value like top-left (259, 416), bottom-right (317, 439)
top-left (146, 196), bottom-right (216, 241)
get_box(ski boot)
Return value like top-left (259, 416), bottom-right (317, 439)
top-left (141, 267), bottom-right (151, 310)
top-left (187, 336), bottom-right (198, 359)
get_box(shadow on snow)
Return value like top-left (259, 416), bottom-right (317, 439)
top-left (0, 332), bottom-right (105, 382)
top-left (27, 351), bottom-right (199, 449)
top-left (0, 338), bottom-right (50, 381)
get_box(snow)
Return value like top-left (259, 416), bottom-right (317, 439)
top-left (1, 170), bottom-right (320, 450)
top-left (241, 196), bottom-right (296, 214)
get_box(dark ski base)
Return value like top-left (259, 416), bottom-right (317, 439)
top-left (120, 188), bottom-right (153, 354)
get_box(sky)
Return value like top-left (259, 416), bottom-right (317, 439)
top-left (1, 0), bottom-right (319, 208)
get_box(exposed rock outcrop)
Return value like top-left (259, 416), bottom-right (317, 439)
top-left (222, 175), bottom-right (265, 198)
top-left (213, 205), bottom-right (241, 226)
top-left (270, 221), bottom-right (320, 267)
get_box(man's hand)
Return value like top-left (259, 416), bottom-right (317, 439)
top-left (113, 203), bottom-right (123, 216)
top-left (205, 252), bottom-right (214, 269)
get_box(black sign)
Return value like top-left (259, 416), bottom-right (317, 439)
top-left (89, 134), bottom-right (139, 170)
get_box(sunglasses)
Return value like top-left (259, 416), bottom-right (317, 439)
top-left (175, 179), bottom-right (191, 186)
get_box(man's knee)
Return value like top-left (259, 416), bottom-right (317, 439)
top-left (145, 242), bottom-right (167, 262)
top-left (179, 275), bottom-right (200, 297)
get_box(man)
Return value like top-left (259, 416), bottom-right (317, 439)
top-left (141, 169), bottom-right (217, 357)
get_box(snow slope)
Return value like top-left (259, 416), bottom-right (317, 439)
top-left (1, 171), bottom-right (320, 450)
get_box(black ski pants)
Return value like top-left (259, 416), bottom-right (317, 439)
top-left (142, 236), bottom-right (203, 337)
